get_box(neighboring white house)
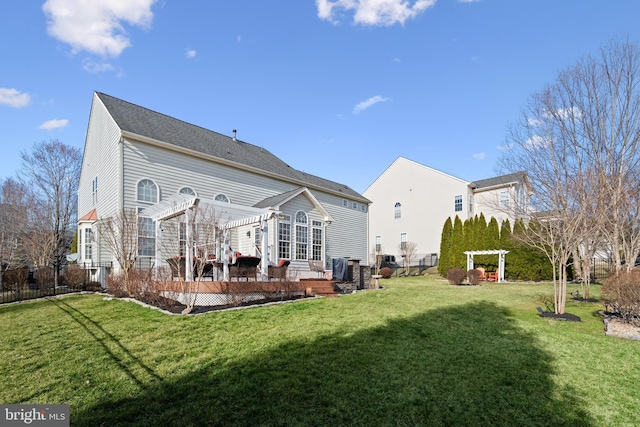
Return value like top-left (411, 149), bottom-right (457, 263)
top-left (77, 92), bottom-right (370, 283)
top-left (363, 157), bottom-right (529, 265)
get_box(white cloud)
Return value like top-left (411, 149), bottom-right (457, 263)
top-left (42, 0), bottom-right (156, 57)
top-left (39, 119), bottom-right (69, 131)
top-left (472, 152), bottom-right (486, 160)
top-left (317, 0), bottom-right (437, 26)
top-left (186, 49), bottom-right (197, 58)
top-left (82, 59), bottom-right (116, 73)
top-left (525, 134), bottom-right (549, 149)
top-left (353, 95), bottom-right (389, 114)
top-left (0, 88), bottom-right (31, 108)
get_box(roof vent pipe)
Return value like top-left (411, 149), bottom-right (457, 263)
top-left (232, 129), bottom-right (237, 141)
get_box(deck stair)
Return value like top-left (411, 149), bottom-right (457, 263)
top-left (300, 279), bottom-right (339, 297)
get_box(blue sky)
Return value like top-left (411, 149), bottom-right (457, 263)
top-left (2, 1), bottom-right (640, 194)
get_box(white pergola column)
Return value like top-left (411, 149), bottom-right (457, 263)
top-left (260, 219), bottom-right (269, 281)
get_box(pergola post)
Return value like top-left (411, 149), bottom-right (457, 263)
top-left (260, 219), bottom-right (269, 281)
top-left (185, 209), bottom-right (192, 282)
top-left (466, 253), bottom-right (474, 271)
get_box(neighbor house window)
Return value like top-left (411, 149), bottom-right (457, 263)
top-left (312, 220), bottom-right (323, 261)
top-left (360, 204), bottom-right (367, 212)
top-left (214, 193), bottom-right (230, 203)
top-left (342, 199), bottom-right (349, 207)
top-left (394, 202), bottom-right (401, 219)
top-left (454, 195), bottom-right (462, 212)
top-left (400, 232), bottom-right (407, 250)
top-left (278, 215), bottom-right (291, 260)
top-left (375, 235), bottom-right (381, 252)
top-left (352, 201), bottom-right (358, 210)
top-left (137, 179), bottom-right (158, 203)
top-left (295, 211), bottom-right (308, 260)
top-left (499, 190), bottom-right (510, 208)
top-left (84, 228), bottom-right (93, 261)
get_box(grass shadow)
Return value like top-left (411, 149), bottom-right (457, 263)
top-left (74, 301), bottom-right (594, 426)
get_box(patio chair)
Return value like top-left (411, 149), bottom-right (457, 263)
top-left (268, 260), bottom-right (290, 281)
top-left (308, 259), bottom-right (325, 278)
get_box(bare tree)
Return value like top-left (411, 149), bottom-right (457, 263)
top-left (499, 37), bottom-right (640, 313)
top-left (158, 204), bottom-right (222, 313)
top-left (370, 244), bottom-right (384, 275)
top-left (95, 208), bottom-right (141, 295)
top-left (19, 140), bottom-right (81, 287)
top-left (0, 178), bottom-right (29, 289)
top-left (398, 241), bottom-right (418, 274)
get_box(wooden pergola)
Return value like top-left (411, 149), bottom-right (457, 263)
top-left (464, 250), bottom-right (509, 283)
top-left (141, 193), bottom-right (278, 282)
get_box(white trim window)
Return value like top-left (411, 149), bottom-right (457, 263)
top-left (394, 202), bottom-right (401, 219)
top-left (278, 214), bottom-right (291, 260)
top-left (179, 187), bottom-right (197, 196)
top-left (84, 228), bottom-right (93, 261)
top-left (499, 190), bottom-right (510, 208)
top-left (312, 220), bottom-right (323, 261)
top-left (375, 235), bottom-right (381, 252)
top-left (137, 207), bottom-right (156, 257)
top-left (137, 178), bottom-right (158, 203)
top-left (214, 193), bottom-right (230, 203)
top-left (400, 232), bottom-right (407, 250)
top-left (295, 211), bottom-right (308, 260)
top-left (454, 195), bottom-right (463, 212)
top-left (92, 176), bottom-right (98, 205)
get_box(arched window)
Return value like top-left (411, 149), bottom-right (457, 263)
top-left (394, 202), bottom-right (401, 219)
top-left (214, 193), bottom-right (230, 203)
top-left (295, 211), bottom-right (308, 260)
top-left (137, 179), bottom-right (158, 203)
top-left (179, 187), bottom-right (197, 196)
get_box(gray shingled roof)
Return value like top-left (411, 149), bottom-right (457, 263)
top-left (96, 92), bottom-right (368, 202)
top-left (253, 188), bottom-right (304, 209)
top-left (471, 171), bottom-right (527, 189)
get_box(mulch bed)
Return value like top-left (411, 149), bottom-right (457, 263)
top-left (538, 311), bottom-right (582, 322)
top-left (136, 294), bottom-right (309, 315)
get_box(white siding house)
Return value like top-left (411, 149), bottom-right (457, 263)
top-left (77, 92), bottom-right (370, 283)
top-left (363, 157), bottom-right (529, 266)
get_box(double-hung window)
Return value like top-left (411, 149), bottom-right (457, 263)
top-left (295, 211), bottom-right (308, 260)
top-left (278, 215), bottom-right (291, 260)
top-left (454, 195), bottom-right (462, 212)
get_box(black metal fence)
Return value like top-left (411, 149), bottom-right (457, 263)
top-left (371, 256), bottom-right (438, 278)
top-left (0, 265), bottom-right (104, 305)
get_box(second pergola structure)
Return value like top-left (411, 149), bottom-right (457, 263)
top-left (464, 250), bottom-right (509, 283)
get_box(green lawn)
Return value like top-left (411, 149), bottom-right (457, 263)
top-left (1, 276), bottom-right (639, 426)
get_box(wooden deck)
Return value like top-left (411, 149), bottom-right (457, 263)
top-left (156, 279), bottom-right (339, 298)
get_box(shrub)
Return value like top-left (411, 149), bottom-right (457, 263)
top-left (3, 267), bottom-right (28, 291)
top-left (35, 267), bottom-right (54, 290)
top-left (105, 269), bottom-right (154, 299)
top-left (602, 270), bottom-right (640, 326)
top-left (62, 265), bottom-right (87, 290)
top-left (379, 267), bottom-right (392, 279)
top-left (447, 268), bottom-right (466, 285)
top-left (467, 269), bottom-right (483, 285)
